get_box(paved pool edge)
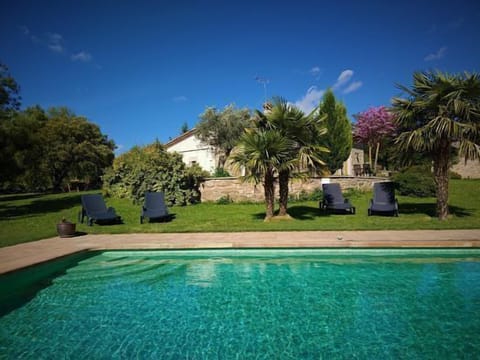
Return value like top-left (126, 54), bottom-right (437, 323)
top-left (1, 230), bottom-right (480, 274)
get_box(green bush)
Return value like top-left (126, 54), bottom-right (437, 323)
top-left (102, 141), bottom-right (204, 205)
top-left (216, 195), bottom-right (233, 204)
top-left (449, 170), bottom-right (462, 179)
top-left (212, 167), bottom-right (231, 177)
top-left (343, 188), bottom-right (365, 199)
top-left (289, 187), bottom-right (323, 202)
top-left (392, 165), bottom-right (436, 197)
top-left (185, 164), bottom-right (210, 203)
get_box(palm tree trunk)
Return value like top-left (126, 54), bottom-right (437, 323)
top-left (433, 142), bottom-right (451, 220)
top-left (264, 168), bottom-right (275, 220)
top-left (278, 170), bottom-right (289, 216)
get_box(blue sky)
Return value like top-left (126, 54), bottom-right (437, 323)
top-left (2, 0), bottom-right (480, 153)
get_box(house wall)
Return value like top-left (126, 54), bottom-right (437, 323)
top-left (167, 135), bottom-right (217, 173)
top-left (336, 147), bottom-right (364, 176)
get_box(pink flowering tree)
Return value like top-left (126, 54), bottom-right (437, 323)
top-left (353, 106), bottom-right (396, 172)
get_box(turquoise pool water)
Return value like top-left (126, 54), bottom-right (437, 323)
top-left (1, 249), bottom-right (480, 359)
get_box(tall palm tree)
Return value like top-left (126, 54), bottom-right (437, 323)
top-left (256, 98), bottom-right (328, 216)
top-left (392, 71), bottom-right (480, 220)
top-left (229, 128), bottom-right (294, 220)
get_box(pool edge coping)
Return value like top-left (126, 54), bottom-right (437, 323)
top-left (1, 229), bottom-right (480, 275)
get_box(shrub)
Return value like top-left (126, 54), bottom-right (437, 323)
top-left (392, 165), bottom-right (435, 197)
top-left (216, 195), bottom-right (233, 204)
top-left (343, 188), bottom-right (365, 199)
top-left (102, 141), bottom-right (205, 205)
top-left (212, 167), bottom-right (231, 177)
top-left (185, 164), bottom-right (210, 203)
top-left (288, 187), bottom-right (324, 202)
top-left (449, 170), bottom-right (462, 179)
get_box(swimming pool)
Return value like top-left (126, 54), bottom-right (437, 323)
top-left (1, 249), bottom-right (479, 358)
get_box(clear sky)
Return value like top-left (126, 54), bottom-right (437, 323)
top-left (2, 0), bottom-right (480, 153)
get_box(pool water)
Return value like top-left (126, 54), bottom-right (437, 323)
top-left (1, 249), bottom-right (480, 359)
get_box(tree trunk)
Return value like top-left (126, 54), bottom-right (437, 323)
top-left (278, 170), bottom-right (290, 216)
top-left (368, 145), bottom-right (372, 165)
top-left (433, 142), bottom-right (451, 220)
top-left (373, 142), bottom-right (380, 175)
top-left (52, 166), bottom-right (68, 192)
top-left (263, 168), bottom-right (275, 220)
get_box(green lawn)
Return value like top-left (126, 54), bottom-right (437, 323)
top-left (1, 179), bottom-right (479, 248)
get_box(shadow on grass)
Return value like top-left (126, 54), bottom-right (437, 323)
top-left (288, 205), bottom-right (326, 220)
top-left (0, 194), bottom-right (83, 220)
top-left (0, 193), bottom-right (43, 202)
top-left (142, 214), bottom-right (176, 224)
top-left (252, 205), bottom-right (326, 221)
top-left (399, 202), bottom-right (472, 217)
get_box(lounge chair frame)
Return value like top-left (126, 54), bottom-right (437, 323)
top-left (140, 191), bottom-right (171, 224)
top-left (368, 182), bottom-right (399, 217)
top-left (79, 194), bottom-right (121, 226)
top-left (320, 183), bottom-right (356, 214)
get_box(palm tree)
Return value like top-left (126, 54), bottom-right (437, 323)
top-left (229, 128), bottom-right (294, 220)
top-left (392, 71), bottom-right (480, 220)
top-left (255, 98), bottom-right (328, 216)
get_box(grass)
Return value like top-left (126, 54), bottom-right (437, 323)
top-left (0, 179), bottom-right (479, 248)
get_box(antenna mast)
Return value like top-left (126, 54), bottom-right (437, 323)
top-left (255, 76), bottom-right (270, 103)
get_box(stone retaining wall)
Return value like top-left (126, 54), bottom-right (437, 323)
top-left (451, 160), bottom-right (480, 179)
top-left (200, 176), bottom-right (389, 202)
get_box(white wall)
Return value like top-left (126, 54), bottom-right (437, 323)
top-left (334, 147), bottom-right (364, 175)
top-left (167, 135), bottom-right (217, 173)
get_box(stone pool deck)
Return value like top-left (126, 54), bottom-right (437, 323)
top-left (1, 230), bottom-right (480, 274)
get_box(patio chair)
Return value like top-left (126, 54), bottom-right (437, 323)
top-left (320, 183), bottom-right (356, 214)
top-left (79, 194), bottom-right (121, 226)
top-left (140, 191), bottom-right (171, 224)
top-left (368, 182), bottom-right (399, 216)
top-left (353, 164), bottom-right (362, 177)
top-left (363, 163), bottom-right (372, 176)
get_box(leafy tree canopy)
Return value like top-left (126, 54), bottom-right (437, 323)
top-left (196, 104), bottom-right (251, 168)
top-left (0, 63), bottom-right (21, 119)
top-left (0, 106), bottom-right (115, 192)
top-left (41, 107), bottom-right (116, 191)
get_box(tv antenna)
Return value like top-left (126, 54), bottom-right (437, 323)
top-left (254, 76), bottom-right (270, 103)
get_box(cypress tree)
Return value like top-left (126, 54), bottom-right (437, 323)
top-left (318, 89), bottom-right (352, 174)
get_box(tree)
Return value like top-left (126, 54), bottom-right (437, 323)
top-left (254, 98), bottom-right (328, 216)
top-left (196, 104), bottom-right (251, 169)
top-left (318, 89), bottom-right (352, 174)
top-left (0, 63), bottom-right (21, 120)
top-left (0, 63), bottom-right (23, 186)
top-left (230, 128), bottom-right (294, 220)
top-left (0, 106), bottom-right (47, 188)
top-left (180, 122), bottom-right (189, 134)
top-left (40, 107), bottom-right (115, 191)
top-left (391, 71), bottom-right (480, 220)
top-left (353, 106), bottom-right (396, 172)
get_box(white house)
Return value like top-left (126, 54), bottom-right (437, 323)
top-left (166, 128), bottom-right (365, 176)
top-left (165, 129), bottom-right (218, 173)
